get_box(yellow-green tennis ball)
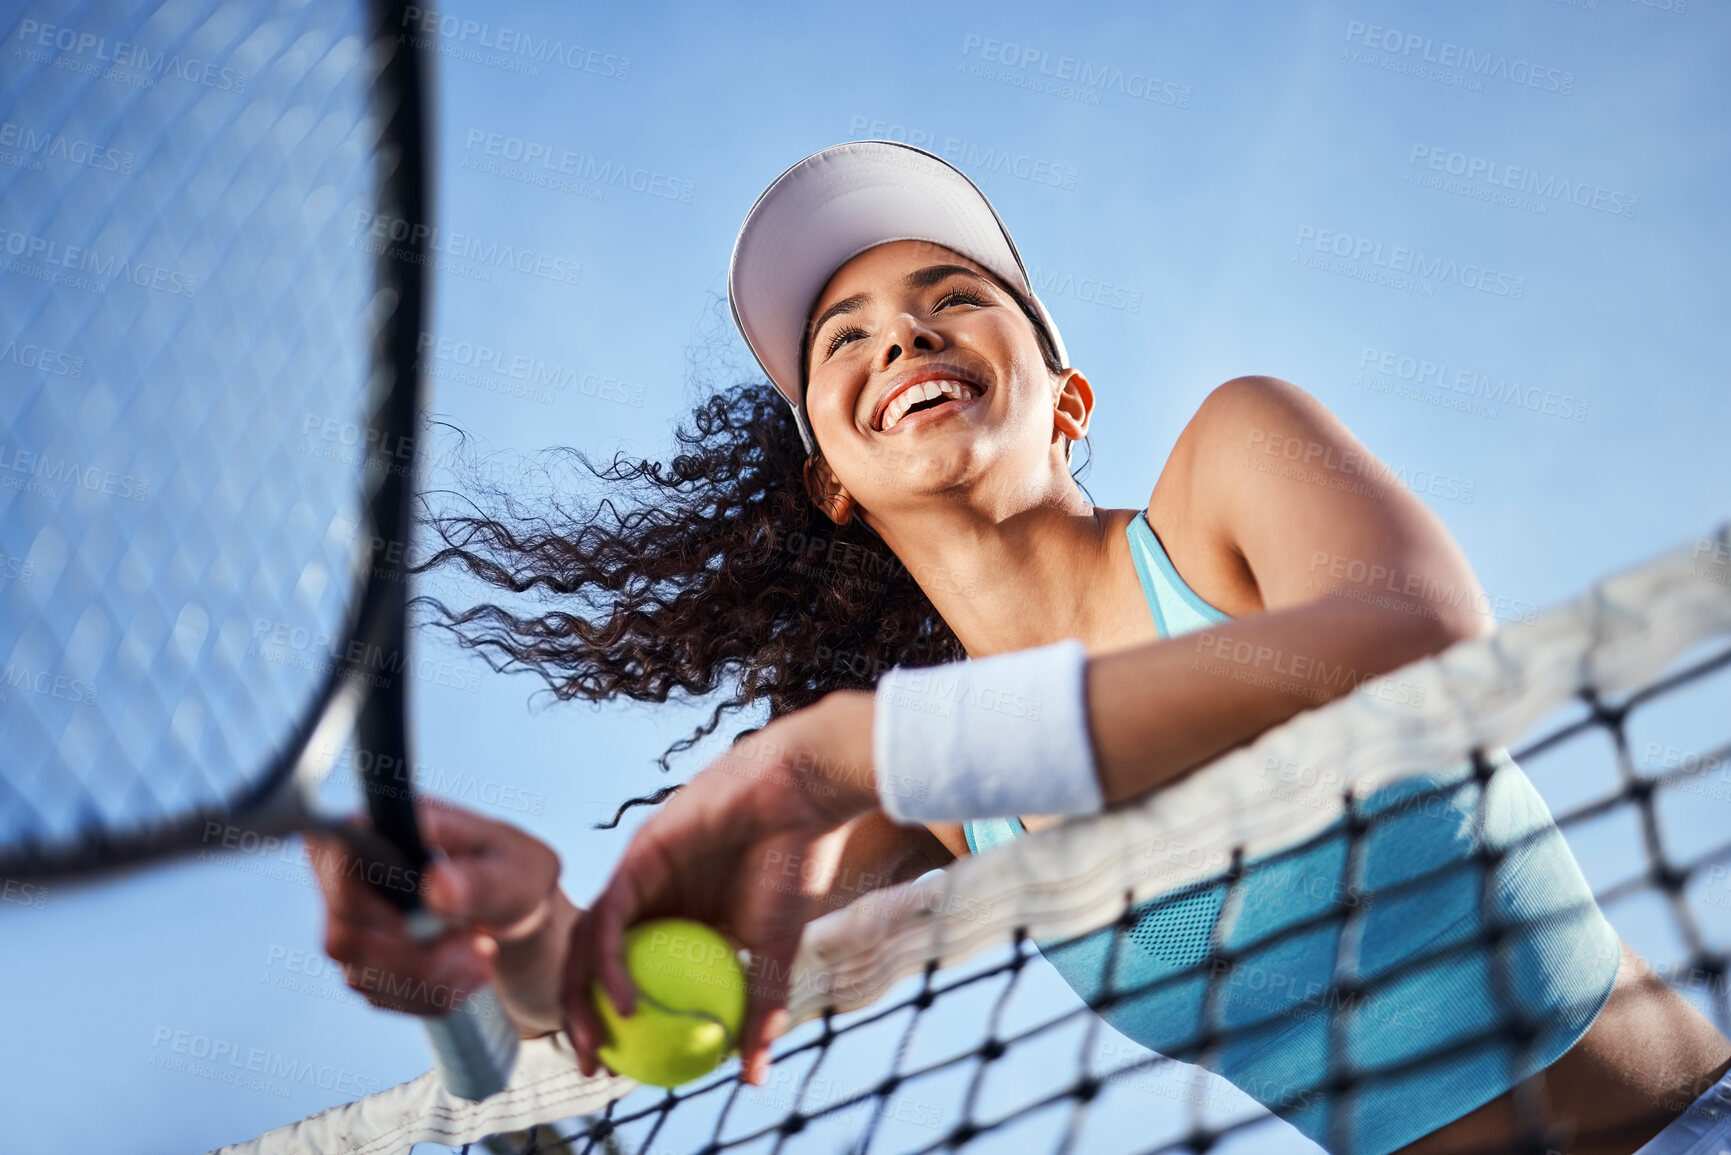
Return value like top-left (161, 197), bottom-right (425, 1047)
top-left (592, 918), bottom-right (748, 1087)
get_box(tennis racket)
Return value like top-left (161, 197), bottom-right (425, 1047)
top-left (0, 0), bottom-right (517, 1100)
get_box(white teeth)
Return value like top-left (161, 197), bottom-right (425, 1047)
top-left (880, 379), bottom-right (978, 430)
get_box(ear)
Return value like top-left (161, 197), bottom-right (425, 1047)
top-left (1052, 368), bottom-right (1094, 444)
top-left (802, 454), bottom-right (856, 527)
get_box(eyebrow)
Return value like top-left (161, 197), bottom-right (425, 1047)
top-left (807, 264), bottom-right (997, 348)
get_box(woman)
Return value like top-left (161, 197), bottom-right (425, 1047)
top-left (310, 142), bottom-right (1730, 1155)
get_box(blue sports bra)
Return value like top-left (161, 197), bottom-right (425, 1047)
top-left (961, 511), bottom-right (1620, 1155)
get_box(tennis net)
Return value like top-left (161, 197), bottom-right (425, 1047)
top-left (220, 524), bottom-right (1731, 1155)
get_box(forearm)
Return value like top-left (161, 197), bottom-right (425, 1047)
top-left (1089, 596), bottom-right (1470, 807)
top-left (798, 810), bottom-right (956, 916)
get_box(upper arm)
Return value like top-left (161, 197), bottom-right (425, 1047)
top-left (1155, 376), bottom-right (1491, 646)
top-left (827, 812), bottom-right (961, 907)
top-left (924, 821), bottom-right (970, 859)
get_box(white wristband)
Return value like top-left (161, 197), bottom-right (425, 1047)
top-left (872, 639), bottom-right (1102, 824)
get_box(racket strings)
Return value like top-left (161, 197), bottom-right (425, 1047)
top-left (1, 0), bottom-right (387, 863)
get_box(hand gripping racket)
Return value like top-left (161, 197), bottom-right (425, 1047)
top-left (0, 0), bottom-right (517, 1100)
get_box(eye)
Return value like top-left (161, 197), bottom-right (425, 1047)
top-left (935, 287), bottom-right (989, 310)
top-left (824, 324), bottom-right (867, 356)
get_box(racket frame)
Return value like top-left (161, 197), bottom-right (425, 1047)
top-left (0, 0), bottom-right (521, 1102)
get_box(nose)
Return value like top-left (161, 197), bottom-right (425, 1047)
top-left (877, 310), bottom-right (943, 369)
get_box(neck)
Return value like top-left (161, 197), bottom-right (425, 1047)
top-left (862, 479), bottom-right (1116, 658)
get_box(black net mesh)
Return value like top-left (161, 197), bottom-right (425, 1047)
top-left (457, 637), bottom-right (1730, 1155)
top-left (0, 0), bottom-right (394, 871)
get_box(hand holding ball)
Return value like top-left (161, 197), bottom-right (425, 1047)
top-left (591, 918), bottom-right (748, 1087)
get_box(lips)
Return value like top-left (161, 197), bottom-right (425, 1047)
top-left (872, 367), bottom-right (987, 432)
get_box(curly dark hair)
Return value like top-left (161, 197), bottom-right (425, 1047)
top-left (411, 294), bottom-right (1091, 828)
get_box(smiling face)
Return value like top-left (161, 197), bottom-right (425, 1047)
top-left (800, 240), bottom-right (1087, 526)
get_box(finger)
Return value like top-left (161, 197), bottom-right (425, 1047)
top-left (304, 830), bottom-right (353, 893)
top-left (559, 908), bottom-right (608, 1078)
top-left (594, 888), bottom-right (635, 1019)
top-left (325, 918), bottom-right (493, 1015)
top-left (559, 761), bottom-right (780, 1076)
top-left (599, 758), bottom-right (774, 920)
top-left (305, 835), bottom-right (407, 932)
top-left (417, 802), bottom-right (562, 928)
top-left (330, 925), bottom-right (486, 1005)
top-left (424, 838), bottom-right (560, 937)
top-left (729, 834), bottom-right (817, 1087)
top-left (739, 932), bottom-right (800, 1087)
top-left (594, 806), bottom-right (734, 1009)
top-left (416, 796), bottom-right (515, 857)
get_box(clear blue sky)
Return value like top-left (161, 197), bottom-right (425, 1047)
top-left (2, 0), bottom-right (1727, 1152)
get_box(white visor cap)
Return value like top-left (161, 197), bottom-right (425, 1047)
top-left (727, 140), bottom-right (1069, 456)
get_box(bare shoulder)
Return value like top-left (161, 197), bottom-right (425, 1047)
top-left (1149, 374), bottom-right (1487, 639)
top-left (1144, 376), bottom-right (1327, 615)
top-left (1170, 375), bottom-right (1334, 471)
